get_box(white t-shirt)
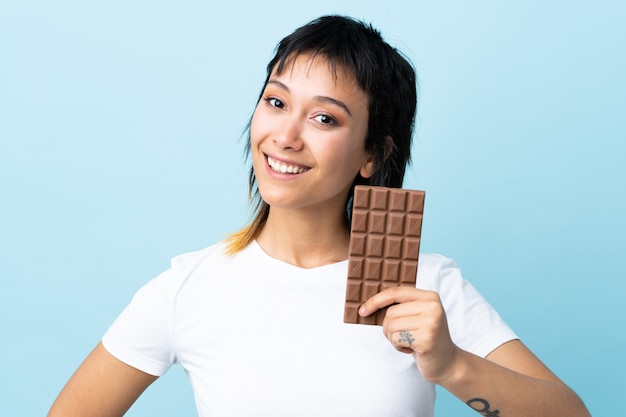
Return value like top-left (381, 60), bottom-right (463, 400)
top-left (103, 240), bottom-right (517, 417)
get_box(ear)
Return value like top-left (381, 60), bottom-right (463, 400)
top-left (359, 153), bottom-right (375, 179)
top-left (360, 136), bottom-right (393, 179)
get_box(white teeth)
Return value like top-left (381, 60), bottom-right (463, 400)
top-left (267, 156), bottom-right (309, 174)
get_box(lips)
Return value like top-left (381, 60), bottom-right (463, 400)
top-left (267, 155), bottom-right (311, 174)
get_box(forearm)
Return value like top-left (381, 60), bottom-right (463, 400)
top-left (439, 349), bottom-right (590, 417)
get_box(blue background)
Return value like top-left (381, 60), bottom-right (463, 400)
top-left (1, 1), bottom-right (624, 416)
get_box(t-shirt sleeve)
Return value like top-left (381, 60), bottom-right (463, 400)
top-left (101, 265), bottom-right (180, 377)
top-left (418, 255), bottom-right (518, 358)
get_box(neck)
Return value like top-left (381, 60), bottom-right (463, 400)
top-left (256, 206), bottom-right (350, 269)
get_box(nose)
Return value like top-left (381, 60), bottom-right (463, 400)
top-left (274, 115), bottom-right (304, 151)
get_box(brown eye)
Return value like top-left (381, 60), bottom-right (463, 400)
top-left (267, 97), bottom-right (284, 108)
top-left (314, 114), bottom-right (337, 125)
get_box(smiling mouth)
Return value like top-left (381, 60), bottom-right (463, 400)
top-left (267, 156), bottom-right (311, 174)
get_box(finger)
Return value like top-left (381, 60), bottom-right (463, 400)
top-left (393, 329), bottom-right (417, 354)
top-left (384, 300), bottom-right (423, 321)
top-left (359, 287), bottom-right (437, 318)
top-left (396, 330), bottom-right (416, 348)
top-left (384, 296), bottom-right (445, 325)
top-left (382, 314), bottom-right (420, 341)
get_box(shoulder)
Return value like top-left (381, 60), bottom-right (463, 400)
top-left (168, 241), bottom-right (228, 272)
top-left (136, 241), bottom-right (230, 297)
top-left (416, 253), bottom-right (490, 315)
top-left (157, 240), bottom-right (266, 290)
top-left (416, 252), bottom-right (461, 292)
top-left (416, 252), bottom-right (489, 309)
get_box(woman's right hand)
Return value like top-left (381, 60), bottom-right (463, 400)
top-left (47, 342), bottom-right (157, 417)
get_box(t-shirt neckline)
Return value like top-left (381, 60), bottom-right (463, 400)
top-left (250, 240), bottom-right (349, 272)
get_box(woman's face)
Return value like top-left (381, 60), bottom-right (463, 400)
top-left (250, 54), bottom-right (373, 216)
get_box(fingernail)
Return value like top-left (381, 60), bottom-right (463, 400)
top-left (358, 305), bottom-right (366, 316)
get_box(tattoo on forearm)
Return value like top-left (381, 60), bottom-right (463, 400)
top-left (398, 331), bottom-right (415, 347)
top-left (466, 398), bottom-right (501, 417)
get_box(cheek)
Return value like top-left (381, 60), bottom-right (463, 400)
top-left (338, 136), bottom-right (368, 164)
top-left (319, 143), bottom-right (361, 176)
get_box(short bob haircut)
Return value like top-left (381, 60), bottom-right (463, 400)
top-left (226, 15), bottom-right (418, 253)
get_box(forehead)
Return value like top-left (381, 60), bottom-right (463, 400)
top-left (271, 53), bottom-right (363, 93)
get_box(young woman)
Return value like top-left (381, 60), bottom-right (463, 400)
top-left (48, 15), bottom-right (591, 417)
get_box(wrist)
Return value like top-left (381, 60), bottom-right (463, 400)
top-left (432, 347), bottom-right (473, 388)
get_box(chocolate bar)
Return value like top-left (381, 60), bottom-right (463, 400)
top-left (344, 185), bottom-right (425, 325)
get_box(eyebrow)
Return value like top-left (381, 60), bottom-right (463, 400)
top-left (266, 80), bottom-right (353, 117)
